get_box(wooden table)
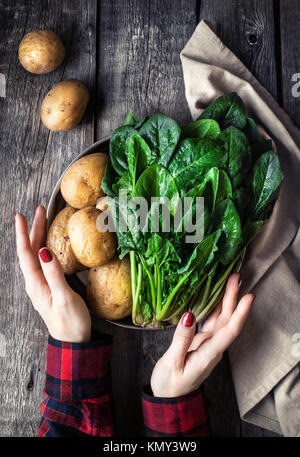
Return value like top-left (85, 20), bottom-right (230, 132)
top-left (0, 0), bottom-right (299, 437)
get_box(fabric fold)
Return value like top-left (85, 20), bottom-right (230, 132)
top-left (180, 20), bottom-right (300, 436)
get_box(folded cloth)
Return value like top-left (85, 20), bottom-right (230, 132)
top-left (180, 20), bottom-right (300, 437)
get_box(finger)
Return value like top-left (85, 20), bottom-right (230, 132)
top-left (15, 213), bottom-right (47, 285)
top-left (201, 302), bottom-right (222, 333)
top-left (168, 312), bottom-right (196, 370)
top-left (188, 330), bottom-right (212, 352)
top-left (220, 273), bottom-right (241, 319)
top-left (38, 247), bottom-right (69, 297)
top-left (30, 205), bottom-right (47, 253)
top-left (205, 293), bottom-right (254, 356)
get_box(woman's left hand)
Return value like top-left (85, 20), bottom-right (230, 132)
top-left (15, 206), bottom-right (91, 343)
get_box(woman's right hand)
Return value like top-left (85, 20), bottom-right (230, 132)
top-left (150, 273), bottom-right (254, 398)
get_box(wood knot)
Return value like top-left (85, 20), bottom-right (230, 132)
top-left (247, 33), bottom-right (258, 45)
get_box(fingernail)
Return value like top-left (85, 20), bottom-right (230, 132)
top-left (181, 312), bottom-right (195, 327)
top-left (14, 213), bottom-right (17, 222)
top-left (35, 205), bottom-right (39, 214)
top-left (39, 248), bottom-right (52, 263)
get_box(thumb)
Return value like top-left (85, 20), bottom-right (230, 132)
top-left (38, 247), bottom-right (68, 296)
top-left (169, 312), bottom-right (196, 369)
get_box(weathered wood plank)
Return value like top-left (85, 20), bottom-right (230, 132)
top-left (0, 0), bottom-right (96, 436)
top-left (198, 0), bottom-right (280, 437)
top-left (280, 0), bottom-right (300, 128)
top-left (199, 0), bottom-right (278, 99)
top-left (94, 0), bottom-right (198, 436)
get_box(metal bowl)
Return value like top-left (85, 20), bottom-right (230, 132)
top-left (46, 137), bottom-right (169, 330)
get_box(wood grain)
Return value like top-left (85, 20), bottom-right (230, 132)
top-left (280, 0), bottom-right (300, 128)
top-left (199, 0), bottom-right (278, 99)
top-left (0, 0), bottom-right (96, 436)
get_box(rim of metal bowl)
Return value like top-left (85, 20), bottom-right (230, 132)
top-left (46, 137), bottom-right (173, 331)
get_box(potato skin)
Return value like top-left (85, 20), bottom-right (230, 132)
top-left (61, 153), bottom-right (108, 209)
top-left (68, 206), bottom-right (116, 268)
top-left (40, 79), bottom-right (89, 131)
top-left (46, 207), bottom-right (85, 275)
top-left (87, 257), bottom-right (132, 320)
top-left (18, 29), bottom-right (65, 74)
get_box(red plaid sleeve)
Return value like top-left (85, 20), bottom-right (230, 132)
top-left (37, 331), bottom-right (114, 437)
top-left (142, 386), bottom-right (210, 437)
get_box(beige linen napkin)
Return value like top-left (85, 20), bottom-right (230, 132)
top-left (180, 20), bottom-right (300, 436)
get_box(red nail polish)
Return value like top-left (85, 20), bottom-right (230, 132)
top-left (181, 312), bottom-right (195, 327)
top-left (39, 248), bottom-right (52, 263)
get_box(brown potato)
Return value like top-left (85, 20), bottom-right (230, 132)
top-left (40, 79), bottom-right (89, 131)
top-left (87, 257), bottom-right (132, 320)
top-left (46, 207), bottom-right (85, 275)
top-left (68, 206), bottom-right (116, 268)
top-left (61, 153), bottom-right (108, 208)
top-left (18, 29), bottom-right (65, 74)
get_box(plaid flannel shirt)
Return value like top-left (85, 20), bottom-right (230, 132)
top-left (38, 331), bottom-right (209, 437)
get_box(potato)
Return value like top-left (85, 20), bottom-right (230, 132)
top-left (68, 206), bottom-right (116, 268)
top-left (40, 79), bottom-right (89, 131)
top-left (87, 257), bottom-right (132, 320)
top-left (18, 29), bottom-right (65, 74)
top-left (46, 207), bottom-right (85, 275)
top-left (61, 153), bottom-right (108, 208)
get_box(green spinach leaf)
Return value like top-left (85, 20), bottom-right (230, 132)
top-left (139, 113), bottom-right (181, 166)
top-left (197, 92), bottom-right (246, 130)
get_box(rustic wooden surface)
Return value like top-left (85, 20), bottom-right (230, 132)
top-left (0, 0), bottom-right (298, 437)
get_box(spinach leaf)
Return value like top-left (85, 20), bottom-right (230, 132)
top-left (145, 233), bottom-right (181, 267)
top-left (168, 138), bottom-right (206, 176)
top-left (124, 108), bottom-right (139, 127)
top-left (133, 164), bottom-right (180, 216)
top-left (101, 159), bottom-right (117, 197)
top-left (109, 126), bottom-right (138, 176)
top-left (249, 151), bottom-right (284, 220)
top-left (197, 92), bottom-right (246, 130)
top-left (139, 113), bottom-right (181, 166)
top-left (242, 117), bottom-right (259, 144)
top-left (232, 186), bottom-right (250, 223)
top-left (215, 170), bottom-right (233, 207)
top-left (123, 108), bottom-right (148, 129)
top-left (186, 167), bottom-right (232, 212)
top-left (172, 141), bottom-right (228, 194)
top-left (210, 199), bottom-right (242, 265)
top-left (219, 126), bottom-right (251, 189)
top-left (178, 230), bottom-right (221, 274)
top-left (112, 170), bottom-right (132, 195)
top-left (181, 119), bottom-right (221, 140)
top-left (127, 134), bottom-right (151, 185)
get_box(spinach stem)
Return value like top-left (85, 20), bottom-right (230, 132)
top-left (156, 271), bottom-right (191, 320)
top-left (138, 254), bottom-right (156, 313)
top-left (192, 274), bottom-right (212, 315)
top-left (155, 256), bottom-right (162, 313)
